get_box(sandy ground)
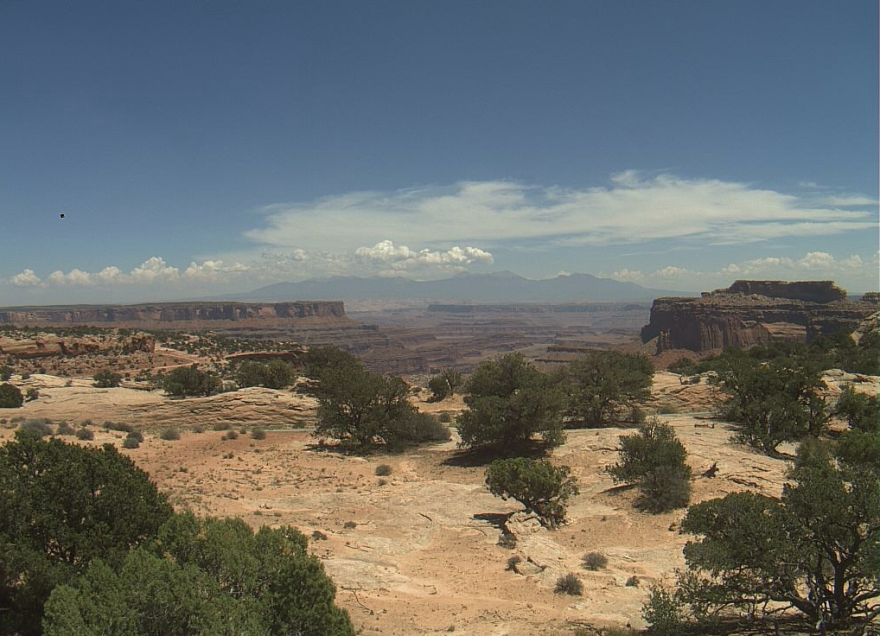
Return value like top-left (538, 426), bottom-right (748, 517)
top-left (0, 370), bottom-right (875, 634)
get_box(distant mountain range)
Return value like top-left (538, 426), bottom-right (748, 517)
top-left (217, 272), bottom-right (693, 304)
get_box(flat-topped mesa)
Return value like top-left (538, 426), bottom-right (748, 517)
top-left (0, 301), bottom-right (346, 325)
top-left (706, 280), bottom-right (847, 304)
top-left (642, 281), bottom-right (878, 354)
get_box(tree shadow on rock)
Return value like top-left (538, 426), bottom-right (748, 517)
top-left (442, 440), bottom-right (551, 467)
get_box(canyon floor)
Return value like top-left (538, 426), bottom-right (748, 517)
top-left (6, 372), bottom-right (862, 634)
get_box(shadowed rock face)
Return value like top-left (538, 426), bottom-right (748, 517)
top-left (642, 281), bottom-right (877, 353)
top-left (0, 301), bottom-right (346, 325)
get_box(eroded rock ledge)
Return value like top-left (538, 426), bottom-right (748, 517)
top-left (0, 301), bottom-right (346, 325)
top-left (641, 280), bottom-right (879, 353)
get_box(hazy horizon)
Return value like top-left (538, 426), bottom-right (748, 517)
top-left (2, 1), bottom-right (877, 306)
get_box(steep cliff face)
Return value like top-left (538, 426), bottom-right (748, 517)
top-left (0, 301), bottom-right (346, 325)
top-left (642, 282), bottom-right (877, 353)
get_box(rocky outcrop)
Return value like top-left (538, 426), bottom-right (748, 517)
top-left (716, 280), bottom-right (846, 303)
top-left (0, 301), bottom-right (346, 325)
top-left (0, 333), bottom-right (156, 359)
top-left (642, 281), bottom-right (878, 353)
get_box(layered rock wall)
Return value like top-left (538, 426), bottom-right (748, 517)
top-left (0, 301), bottom-right (345, 325)
top-left (642, 281), bottom-right (877, 353)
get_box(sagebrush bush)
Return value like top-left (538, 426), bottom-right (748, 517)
top-left (375, 464), bottom-right (392, 476)
top-left (56, 422), bottom-right (76, 436)
top-left (343, 521), bottom-right (357, 529)
top-left (223, 430), bottom-right (239, 441)
top-left (122, 436), bottom-right (140, 449)
top-left (192, 425), bottom-right (205, 434)
top-left (438, 412), bottom-right (452, 423)
top-left (250, 428), bottom-right (267, 440)
top-left (159, 428), bottom-right (180, 441)
top-left (104, 421), bottom-right (134, 433)
top-left (75, 428), bottom-right (95, 441)
top-left (554, 573), bottom-right (583, 596)
top-left (19, 419), bottom-right (54, 438)
top-left (582, 552), bottom-right (608, 570)
top-left (213, 422), bottom-right (231, 431)
top-left (127, 430), bottom-right (144, 443)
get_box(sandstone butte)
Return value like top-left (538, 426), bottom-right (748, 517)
top-left (641, 280), bottom-right (880, 354)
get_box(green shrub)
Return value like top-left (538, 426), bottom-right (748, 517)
top-left (192, 425), bottom-right (205, 434)
top-left (0, 366), bottom-right (12, 381)
top-left (459, 353), bottom-right (565, 450)
top-left (93, 369), bottom-right (123, 388)
top-left (25, 387), bottom-right (40, 402)
top-left (75, 428), bottom-right (95, 441)
top-left (163, 365), bottom-right (221, 398)
top-left (375, 464), bottom-right (392, 476)
top-left (42, 513), bottom-right (354, 636)
top-left (223, 430), bottom-right (239, 441)
top-left (438, 412), bottom-right (452, 423)
top-left (0, 432), bottom-right (172, 632)
top-left (427, 368), bottom-right (462, 402)
top-left (250, 427), bottom-right (267, 440)
top-left (581, 552), bottom-right (608, 570)
top-left (235, 359), bottom-right (297, 389)
top-left (554, 573), bottom-right (583, 596)
top-left (213, 421), bottom-right (232, 431)
top-left (485, 457), bottom-right (578, 528)
top-left (19, 418), bottom-right (54, 438)
top-left (835, 384), bottom-right (879, 433)
top-left (56, 421), bottom-right (76, 436)
top-left (104, 421), bottom-right (135, 433)
top-left (127, 430), bottom-right (144, 443)
top-left (713, 355), bottom-right (827, 453)
top-left (122, 436), bottom-right (140, 449)
top-left (642, 585), bottom-right (685, 636)
top-left (0, 383), bottom-right (24, 408)
top-left (561, 350), bottom-right (654, 426)
top-left (159, 428), bottom-right (180, 441)
top-left (608, 419), bottom-right (692, 513)
top-left (343, 521), bottom-right (357, 529)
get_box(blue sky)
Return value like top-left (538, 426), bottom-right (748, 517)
top-left (1, 0), bottom-right (877, 304)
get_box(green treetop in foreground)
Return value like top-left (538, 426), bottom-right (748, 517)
top-left (458, 353), bottom-right (565, 450)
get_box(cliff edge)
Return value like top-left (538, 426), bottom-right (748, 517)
top-left (641, 281), bottom-right (879, 353)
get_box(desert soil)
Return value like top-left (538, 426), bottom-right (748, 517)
top-left (1, 371), bottom-right (876, 635)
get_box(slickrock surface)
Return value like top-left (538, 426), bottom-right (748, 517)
top-left (0, 372), bottom-right (838, 634)
top-left (0, 333), bottom-right (155, 359)
top-left (4, 375), bottom-right (318, 428)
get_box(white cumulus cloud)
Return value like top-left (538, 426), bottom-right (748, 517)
top-left (10, 269), bottom-right (41, 287)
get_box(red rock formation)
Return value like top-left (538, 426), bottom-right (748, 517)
top-left (0, 333), bottom-right (156, 359)
top-left (0, 301), bottom-right (345, 325)
top-left (642, 282), bottom-right (877, 353)
top-left (720, 280), bottom-right (846, 303)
